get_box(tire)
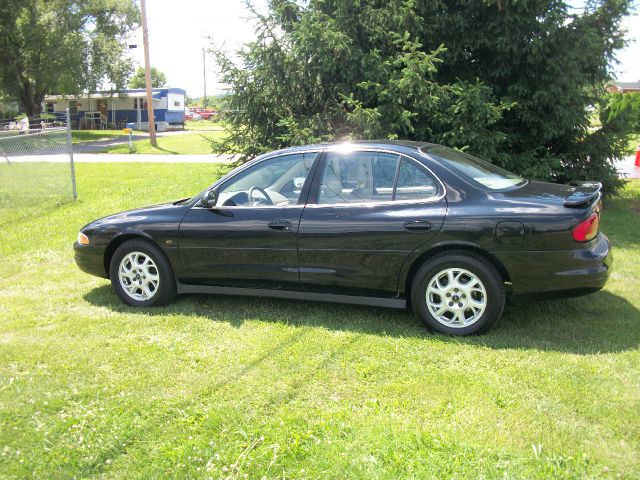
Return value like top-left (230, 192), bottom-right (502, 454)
top-left (109, 239), bottom-right (177, 307)
top-left (411, 252), bottom-right (505, 335)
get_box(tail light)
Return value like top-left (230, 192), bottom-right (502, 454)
top-left (572, 213), bottom-right (599, 242)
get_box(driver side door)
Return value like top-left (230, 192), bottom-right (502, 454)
top-left (178, 152), bottom-right (318, 290)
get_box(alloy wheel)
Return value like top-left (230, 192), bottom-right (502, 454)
top-left (425, 267), bottom-right (487, 328)
top-left (118, 251), bottom-right (160, 301)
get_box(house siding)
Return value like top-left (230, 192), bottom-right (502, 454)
top-left (43, 88), bottom-right (186, 130)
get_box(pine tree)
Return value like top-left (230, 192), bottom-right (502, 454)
top-left (212, 0), bottom-right (632, 191)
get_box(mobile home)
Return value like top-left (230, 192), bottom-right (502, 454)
top-left (42, 88), bottom-right (186, 131)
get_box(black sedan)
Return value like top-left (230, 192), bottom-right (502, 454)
top-left (74, 141), bottom-right (612, 335)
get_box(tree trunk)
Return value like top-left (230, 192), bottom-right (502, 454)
top-left (19, 80), bottom-right (42, 117)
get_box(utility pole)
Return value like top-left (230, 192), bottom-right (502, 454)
top-left (140, 0), bottom-right (157, 147)
top-left (202, 47), bottom-right (207, 109)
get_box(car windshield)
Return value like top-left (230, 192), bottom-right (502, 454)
top-left (422, 146), bottom-right (525, 190)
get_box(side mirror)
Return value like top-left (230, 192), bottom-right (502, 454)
top-left (200, 188), bottom-right (218, 208)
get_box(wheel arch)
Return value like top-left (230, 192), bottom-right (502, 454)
top-left (103, 233), bottom-right (158, 277)
top-left (402, 244), bottom-right (512, 302)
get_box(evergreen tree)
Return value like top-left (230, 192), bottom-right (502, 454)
top-left (213, 0), bottom-right (632, 191)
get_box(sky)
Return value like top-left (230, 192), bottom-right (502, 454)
top-left (131, 1), bottom-right (640, 98)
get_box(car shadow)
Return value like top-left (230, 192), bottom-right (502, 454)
top-left (83, 286), bottom-right (639, 355)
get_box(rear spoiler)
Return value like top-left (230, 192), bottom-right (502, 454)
top-left (564, 181), bottom-right (602, 208)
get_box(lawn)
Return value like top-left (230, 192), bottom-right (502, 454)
top-left (71, 130), bottom-right (123, 144)
top-left (103, 132), bottom-right (227, 155)
top-left (0, 164), bottom-right (638, 479)
top-left (184, 119), bottom-right (226, 131)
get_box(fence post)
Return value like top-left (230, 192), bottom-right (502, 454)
top-left (66, 108), bottom-right (78, 200)
top-left (0, 142), bottom-right (11, 165)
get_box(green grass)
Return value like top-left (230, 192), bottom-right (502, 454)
top-left (184, 119), bottom-right (226, 131)
top-left (103, 132), bottom-right (227, 155)
top-left (0, 162), bottom-right (76, 226)
top-left (0, 165), bottom-right (639, 479)
top-left (71, 130), bottom-right (124, 144)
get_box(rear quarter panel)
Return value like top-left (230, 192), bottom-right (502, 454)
top-left (394, 173), bottom-right (602, 296)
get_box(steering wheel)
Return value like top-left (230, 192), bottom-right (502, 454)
top-left (248, 186), bottom-right (273, 205)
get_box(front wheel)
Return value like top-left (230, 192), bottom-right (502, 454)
top-left (411, 252), bottom-right (505, 335)
top-left (109, 239), bottom-right (177, 307)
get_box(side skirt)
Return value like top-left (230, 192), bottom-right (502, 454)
top-left (176, 282), bottom-right (407, 309)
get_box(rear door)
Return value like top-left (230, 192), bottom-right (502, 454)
top-left (297, 149), bottom-right (447, 297)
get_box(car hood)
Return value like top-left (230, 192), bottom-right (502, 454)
top-left (83, 199), bottom-right (190, 229)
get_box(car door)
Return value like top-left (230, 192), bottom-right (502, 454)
top-left (178, 152), bottom-right (318, 290)
top-left (297, 149), bottom-right (447, 297)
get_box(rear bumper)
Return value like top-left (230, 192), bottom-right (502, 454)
top-left (73, 242), bottom-right (108, 279)
top-left (495, 233), bottom-right (612, 295)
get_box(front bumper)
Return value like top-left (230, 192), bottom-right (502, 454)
top-left (494, 232), bottom-right (612, 295)
top-left (73, 242), bottom-right (108, 279)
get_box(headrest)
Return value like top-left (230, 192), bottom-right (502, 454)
top-left (322, 164), bottom-right (344, 198)
top-left (303, 153), bottom-right (315, 170)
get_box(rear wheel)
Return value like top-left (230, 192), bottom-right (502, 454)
top-left (109, 239), bottom-right (176, 307)
top-left (411, 252), bottom-right (505, 335)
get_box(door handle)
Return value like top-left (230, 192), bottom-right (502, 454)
top-left (403, 220), bottom-right (432, 232)
top-left (268, 220), bottom-right (293, 231)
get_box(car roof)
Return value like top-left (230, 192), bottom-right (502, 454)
top-left (265, 140), bottom-right (439, 157)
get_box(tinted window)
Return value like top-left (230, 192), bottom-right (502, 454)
top-left (318, 151), bottom-right (441, 204)
top-left (395, 159), bottom-right (439, 201)
top-left (318, 151), bottom-right (400, 204)
top-left (217, 153), bottom-right (316, 207)
top-left (423, 146), bottom-right (524, 190)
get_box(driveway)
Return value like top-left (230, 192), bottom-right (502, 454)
top-left (5, 147), bottom-right (638, 176)
top-left (616, 155), bottom-right (640, 179)
top-left (6, 152), bottom-right (235, 163)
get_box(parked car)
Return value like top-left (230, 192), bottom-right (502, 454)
top-left (186, 108), bottom-right (217, 120)
top-left (184, 110), bottom-right (201, 121)
top-left (195, 109), bottom-right (217, 120)
top-left (74, 141), bottom-right (611, 335)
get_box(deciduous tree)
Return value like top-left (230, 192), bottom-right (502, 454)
top-left (0, 0), bottom-right (139, 116)
top-left (129, 66), bottom-right (167, 89)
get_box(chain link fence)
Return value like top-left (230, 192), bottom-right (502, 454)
top-left (0, 110), bottom-right (76, 225)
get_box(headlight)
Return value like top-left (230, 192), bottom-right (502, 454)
top-left (77, 232), bottom-right (90, 245)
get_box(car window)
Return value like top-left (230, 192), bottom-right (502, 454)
top-left (318, 151), bottom-right (400, 204)
top-left (217, 153), bottom-right (317, 207)
top-left (317, 151), bottom-right (440, 204)
top-left (422, 145), bottom-right (525, 190)
top-left (395, 159), bottom-right (439, 201)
